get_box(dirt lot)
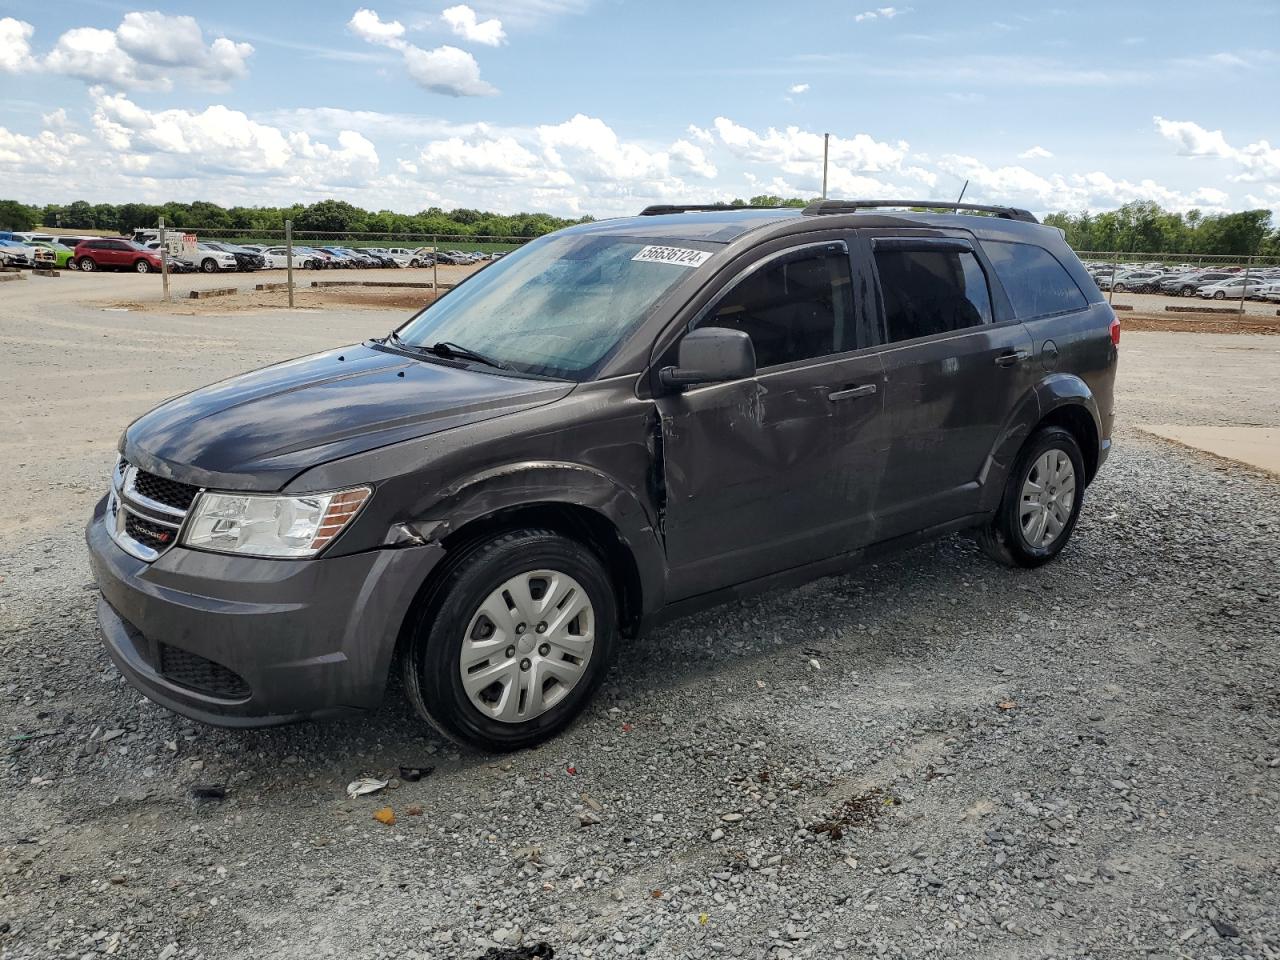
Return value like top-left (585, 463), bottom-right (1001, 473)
top-left (1, 277), bottom-right (1278, 959)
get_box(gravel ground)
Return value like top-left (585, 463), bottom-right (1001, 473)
top-left (1, 304), bottom-right (1278, 959)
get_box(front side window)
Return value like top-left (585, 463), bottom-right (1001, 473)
top-left (874, 246), bottom-right (992, 343)
top-left (694, 244), bottom-right (856, 369)
top-left (395, 233), bottom-right (712, 380)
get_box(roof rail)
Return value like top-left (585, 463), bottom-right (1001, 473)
top-left (638, 204), bottom-right (794, 216)
top-left (802, 199), bottom-right (1039, 224)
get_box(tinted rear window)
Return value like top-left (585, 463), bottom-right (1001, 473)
top-left (982, 240), bottom-right (1088, 318)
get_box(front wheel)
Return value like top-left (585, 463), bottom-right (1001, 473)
top-left (1213, 290), bottom-right (1226, 300)
top-left (1113, 283), bottom-right (1127, 293)
top-left (402, 529), bottom-right (616, 752)
top-left (201, 258), bottom-right (218, 274)
top-left (1180, 286), bottom-right (1194, 297)
top-left (977, 426), bottom-right (1086, 569)
top-left (134, 259), bottom-right (151, 274)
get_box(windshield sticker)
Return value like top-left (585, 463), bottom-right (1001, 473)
top-left (632, 245), bottom-right (711, 268)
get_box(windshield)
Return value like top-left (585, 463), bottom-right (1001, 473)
top-left (393, 232), bottom-right (712, 381)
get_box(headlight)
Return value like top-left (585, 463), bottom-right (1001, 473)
top-left (182, 486), bottom-right (371, 558)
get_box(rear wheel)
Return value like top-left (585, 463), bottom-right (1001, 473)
top-left (78, 257), bottom-right (96, 272)
top-left (65, 258), bottom-right (78, 271)
top-left (977, 426), bottom-right (1086, 569)
top-left (1180, 285), bottom-right (1194, 297)
top-left (1113, 282), bottom-right (1127, 293)
top-left (402, 529), bottom-right (616, 752)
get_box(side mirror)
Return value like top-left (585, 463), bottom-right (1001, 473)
top-left (659, 327), bottom-right (757, 389)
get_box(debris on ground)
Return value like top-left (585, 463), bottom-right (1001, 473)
top-left (188, 784), bottom-right (226, 801)
top-left (372, 807), bottom-right (395, 826)
top-left (398, 765), bottom-right (434, 782)
top-left (346, 777), bottom-right (388, 799)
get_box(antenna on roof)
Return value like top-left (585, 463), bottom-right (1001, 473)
top-left (956, 179), bottom-right (969, 204)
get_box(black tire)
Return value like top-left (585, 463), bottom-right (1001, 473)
top-left (977, 426), bottom-right (1087, 569)
top-left (65, 258), bottom-right (78, 271)
top-left (134, 259), bottom-right (151, 274)
top-left (78, 257), bottom-right (96, 272)
top-left (1113, 282), bottom-right (1126, 293)
top-left (1180, 286), bottom-right (1194, 297)
top-left (1213, 290), bottom-right (1226, 300)
top-left (402, 528), bottom-right (617, 752)
top-left (201, 258), bottom-right (218, 274)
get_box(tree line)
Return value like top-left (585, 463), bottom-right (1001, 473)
top-left (0, 198), bottom-right (589, 240)
top-left (1, 196), bottom-right (1276, 256)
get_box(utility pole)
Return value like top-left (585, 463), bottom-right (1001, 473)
top-left (285, 219), bottom-right (295, 308)
top-left (821, 133), bottom-right (830, 199)
top-left (158, 216), bottom-right (170, 303)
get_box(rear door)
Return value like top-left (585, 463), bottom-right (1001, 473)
top-left (656, 236), bottom-right (889, 599)
top-left (857, 231), bottom-right (1035, 537)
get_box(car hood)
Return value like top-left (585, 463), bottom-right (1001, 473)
top-left (122, 343), bottom-right (573, 492)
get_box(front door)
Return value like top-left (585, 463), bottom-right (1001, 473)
top-left (656, 238), bottom-right (888, 600)
top-left (860, 233), bottom-right (1036, 537)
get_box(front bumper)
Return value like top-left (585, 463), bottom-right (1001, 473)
top-left (86, 496), bottom-right (443, 727)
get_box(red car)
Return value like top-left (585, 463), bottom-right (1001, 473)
top-left (74, 238), bottom-right (164, 274)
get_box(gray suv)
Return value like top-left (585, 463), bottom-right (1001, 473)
top-left (87, 200), bottom-right (1118, 751)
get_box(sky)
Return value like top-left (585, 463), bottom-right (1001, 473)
top-left (1, 0), bottom-right (1278, 220)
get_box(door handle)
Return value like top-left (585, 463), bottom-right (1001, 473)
top-left (994, 350), bottom-right (1031, 367)
top-left (828, 383), bottom-right (877, 401)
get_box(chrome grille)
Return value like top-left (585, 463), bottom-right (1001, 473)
top-left (106, 459), bottom-right (201, 562)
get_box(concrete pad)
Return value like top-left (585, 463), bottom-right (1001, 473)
top-left (1137, 424), bottom-right (1280, 475)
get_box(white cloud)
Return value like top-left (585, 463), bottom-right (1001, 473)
top-left (855, 6), bottom-right (911, 22)
top-left (348, 8), bottom-right (406, 44)
top-left (401, 44), bottom-right (496, 96)
top-left (88, 89), bottom-right (378, 185)
top-left (1018, 145), bottom-right (1053, 160)
top-left (1154, 116), bottom-right (1280, 183)
top-left (441, 5), bottom-right (507, 46)
top-left (39, 13), bottom-right (252, 90)
top-left (1153, 116), bottom-right (1233, 159)
top-left (788, 83), bottom-right (810, 94)
top-left (347, 8), bottom-right (496, 96)
top-left (0, 17), bottom-right (36, 72)
top-left (41, 107), bottom-right (69, 129)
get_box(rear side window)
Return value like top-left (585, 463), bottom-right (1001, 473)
top-left (695, 243), bottom-right (856, 368)
top-left (873, 247), bottom-right (992, 343)
top-left (982, 240), bottom-right (1088, 318)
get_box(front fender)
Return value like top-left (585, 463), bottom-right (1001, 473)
top-left (411, 460), bottom-right (668, 616)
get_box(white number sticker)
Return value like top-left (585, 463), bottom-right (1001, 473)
top-left (631, 245), bottom-right (711, 267)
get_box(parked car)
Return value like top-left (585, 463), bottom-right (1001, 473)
top-left (1158, 271), bottom-right (1234, 297)
top-left (294, 246), bottom-right (338, 268)
top-left (0, 239), bottom-right (39, 267)
top-left (73, 238), bottom-right (164, 273)
top-left (142, 242), bottom-right (197, 273)
top-left (87, 198), bottom-right (1117, 751)
top-left (192, 244), bottom-right (239, 273)
top-left (258, 246), bottom-right (319, 270)
top-left (319, 247), bottom-right (361, 268)
top-left (202, 242), bottom-right (265, 272)
top-left (1100, 269), bottom-right (1164, 293)
top-left (1197, 276), bottom-right (1269, 299)
top-left (30, 240), bottom-right (78, 269)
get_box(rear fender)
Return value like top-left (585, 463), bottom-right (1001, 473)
top-left (979, 374), bottom-right (1100, 513)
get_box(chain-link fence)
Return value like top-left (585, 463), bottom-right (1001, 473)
top-left (146, 218), bottom-right (533, 304)
top-left (1076, 250), bottom-right (1280, 313)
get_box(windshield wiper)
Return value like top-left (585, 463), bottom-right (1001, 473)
top-left (381, 333), bottom-right (514, 372)
top-left (423, 341), bottom-right (514, 371)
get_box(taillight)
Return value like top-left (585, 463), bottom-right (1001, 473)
top-left (1109, 316), bottom-right (1121, 347)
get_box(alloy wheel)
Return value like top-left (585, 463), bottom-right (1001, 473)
top-left (1018, 449), bottom-right (1076, 549)
top-left (458, 569), bottom-right (595, 724)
